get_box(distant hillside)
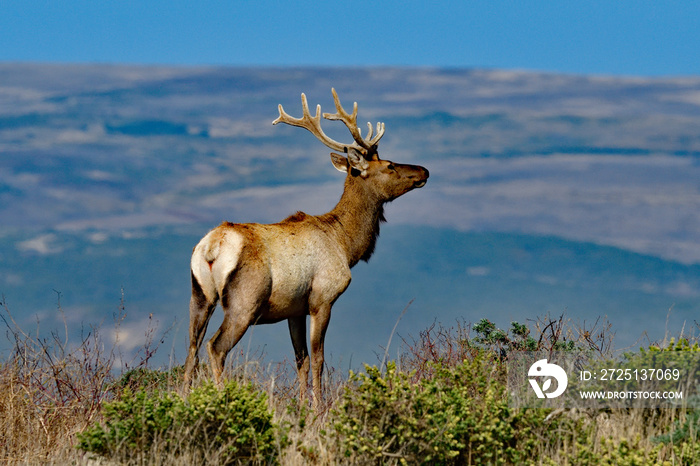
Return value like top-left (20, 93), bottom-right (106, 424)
top-left (2, 225), bottom-right (698, 367)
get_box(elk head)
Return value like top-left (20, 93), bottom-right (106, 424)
top-left (273, 88), bottom-right (429, 203)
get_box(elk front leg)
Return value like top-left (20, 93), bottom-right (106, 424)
top-left (309, 307), bottom-right (331, 409)
top-left (288, 316), bottom-right (310, 403)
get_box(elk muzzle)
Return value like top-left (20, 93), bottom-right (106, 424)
top-left (413, 166), bottom-right (429, 188)
top-left (406, 164), bottom-right (429, 189)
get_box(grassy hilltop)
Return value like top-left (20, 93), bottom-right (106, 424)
top-left (2, 305), bottom-right (700, 465)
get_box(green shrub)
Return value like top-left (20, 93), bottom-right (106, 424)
top-left (569, 436), bottom-right (665, 466)
top-left (111, 366), bottom-right (185, 394)
top-left (652, 395), bottom-right (700, 465)
top-left (77, 379), bottom-right (286, 464)
top-left (472, 318), bottom-right (577, 355)
top-left (330, 352), bottom-right (546, 465)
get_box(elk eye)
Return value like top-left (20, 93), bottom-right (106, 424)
top-left (387, 164), bottom-right (396, 171)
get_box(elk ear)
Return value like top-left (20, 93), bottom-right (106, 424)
top-left (346, 147), bottom-right (369, 176)
top-left (330, 152), bottom-right (349, 173)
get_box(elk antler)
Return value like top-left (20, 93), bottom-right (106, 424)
top-left (272, 88), bottom-right (385, 157)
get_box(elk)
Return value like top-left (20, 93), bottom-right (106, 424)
top-left (183, 89), bottom-right (429, 406)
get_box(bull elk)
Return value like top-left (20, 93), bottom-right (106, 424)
top-left (183, 89), bottom-right (429, 406)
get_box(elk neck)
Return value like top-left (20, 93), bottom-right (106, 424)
top-left (318, 174), bottom-right (386, 268)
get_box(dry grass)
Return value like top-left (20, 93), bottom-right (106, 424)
top-left (0, 295), bottom-right (173, 464)
top-left (0, 302), bottom-right (111, 463)
top-left (1, 297), bottom-right (698, 465)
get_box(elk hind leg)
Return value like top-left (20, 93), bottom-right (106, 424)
top-left (288, 316), bottom-right (310, 403)
top-left (206, 269), bottom-right (269, 386)
top-left (184, 272), bottom-right (217, 385)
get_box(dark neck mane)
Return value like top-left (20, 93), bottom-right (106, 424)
top-left (318, 177), bottom-right (386, 267)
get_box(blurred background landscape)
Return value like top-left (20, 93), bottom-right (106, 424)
top-left (1, 63), bottom-right (700, 368)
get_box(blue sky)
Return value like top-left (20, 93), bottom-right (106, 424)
top-left (1, 1), bottom-right (699, 76)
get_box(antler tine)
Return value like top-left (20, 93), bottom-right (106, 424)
top-left (363, 121), bottom-right (385, 147)
top-left (368, 121), bottom-right (385, 147)
top-left (323, 88), bottom-right (375, 152)
top-left (273, 89), bottom-right (385, 154)
top-left (272, 93), bottom-right (347, 152)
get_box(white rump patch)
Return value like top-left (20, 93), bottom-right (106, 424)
top-left (191, 228), bottom-right (245, 302)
